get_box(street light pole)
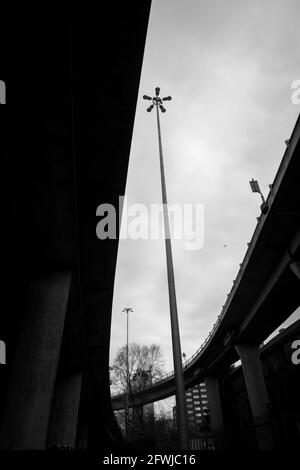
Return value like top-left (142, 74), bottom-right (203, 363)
top-left (122, 307), bottom-right (133, 437)
top-left (143, 88), bottom-right (189, 449)
top-left (249, 178), bottom-right (269, 215)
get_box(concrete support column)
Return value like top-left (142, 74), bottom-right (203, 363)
top-left (205, 377), bottom-right (224, 450)
top-left (47, 371), bottom-right (83, 449)
top-left (236, 344), bottom-right (277, 449)
top-left (205, 377), bottom-right (224, 431)
top-left (0, 271), bottom-right (72, 449)
top-left (235, 345), bottom-right (269, 419)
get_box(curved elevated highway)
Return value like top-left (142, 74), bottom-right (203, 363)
top-left (112, 113), bottom-right (300, 411)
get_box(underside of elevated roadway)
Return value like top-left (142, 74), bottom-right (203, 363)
top-left (0, 0), bottom-right (151, 450)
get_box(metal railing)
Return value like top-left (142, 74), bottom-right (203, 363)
top-left (122, 416), bottom-right (281, 450)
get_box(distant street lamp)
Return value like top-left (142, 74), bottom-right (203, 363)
top-left (143, 87), bottom-right (189, 450)
top-left (249, 178), bottom-right (269, 215)
top-left (122, 307), bottom-right (133, 436)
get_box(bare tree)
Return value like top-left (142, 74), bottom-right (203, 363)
top-left (112, 343), bottom-right (165, 393)
top-left (111, 343), bottom-right (165, 438)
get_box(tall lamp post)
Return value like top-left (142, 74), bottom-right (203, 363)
top-left (122, 307), bottom-right (133, 436)
top-left (143, 88), bottom-right (188, 449)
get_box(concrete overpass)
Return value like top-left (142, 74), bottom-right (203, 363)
top-left (111, 114), bottom-right (300, 441)
top-left (0, 0), bottom-right (151, 451)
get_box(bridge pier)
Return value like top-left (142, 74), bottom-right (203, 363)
top-left (47, 371), bottom-right (83, 449)
top-left (205, 377), bottom-right (224, 430)
top-left (236, 344), bottom-right (277, 449)
top-left (0, 271), bottom-right (71, 449)
top-left (205, 377), bottom-right (225, 449)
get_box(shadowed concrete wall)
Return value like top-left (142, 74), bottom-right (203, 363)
top-left (47, 371), bottom-right (83, 448)
top-left (0, 272), bottom-right (71, 450)
top-left (0, 0), bottom-right (151, 450)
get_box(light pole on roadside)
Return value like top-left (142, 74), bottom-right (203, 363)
top-left (249, 178), bottom-right (269, 214)
top-left (143, 88), bottom-right (189, 449)
top-left (122, 307), bottom-right (133, 437)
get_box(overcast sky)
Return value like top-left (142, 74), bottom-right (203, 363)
top-left (109, 0), bottom-right (300, 375)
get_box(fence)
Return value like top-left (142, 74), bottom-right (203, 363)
top-left (123, 415), bottom-right (282, 450)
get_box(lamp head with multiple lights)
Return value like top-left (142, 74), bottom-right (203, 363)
top-left (143, 87), bottom-right (172, 113)
top-left (122, 307), bottom-right (133, 314)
